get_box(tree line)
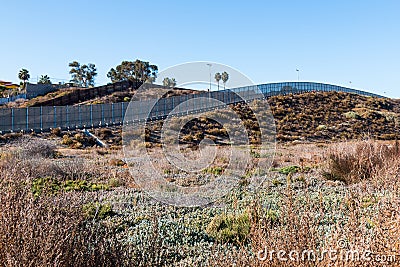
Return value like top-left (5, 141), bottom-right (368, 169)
top-left (16, 60), bottom-right (229, 91)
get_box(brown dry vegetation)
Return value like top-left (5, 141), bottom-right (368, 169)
top-left (12, 86), bottom-right (200, 108)
top-left (0, 91), bottom-right (400, 266)
top-left (1, 137), bottom-right (399, 266)
top-left (269, 91), bottom-right (399, 141)
top-left (140, 91), bottom-right (400, 149)
top-left (0, 139), bottom-right (133, 266)
top-left (209, 140), bottom-right (400, 266)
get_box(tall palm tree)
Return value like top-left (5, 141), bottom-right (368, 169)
top-left (214, 72), bottom-right (221, 90)
top-left (38, 75), bottom-right (51, 84)
top-left (18, 68), bottom-right (30, 90)
top-left (221, 71), bottom-right (229, 90)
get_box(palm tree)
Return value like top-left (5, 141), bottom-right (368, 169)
top-left (214, 72), bottom-right (221, 90)
top-left (38, 75), bottom-right (51, 84)
top-left (221, 71), bottom-right (229, 90)
top-left (18, 68), bottom-right (30, 90)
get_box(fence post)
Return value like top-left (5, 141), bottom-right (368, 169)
top-left (26, 107), bottom-right (29, 132)
top-left (66, 105), bottom-right (69, 127)
top-left (137, 98), bottom-right (142, 121)
top-left (101, 104), bottom-right (104, 124)
top-left (90, 104), bottom-right (93, 126)
top-left (40, 106), bottom-right (43, 129)
top-left (79, 105), bottom-right (82, 127)
top-left (11, 108), bottom-right (14, 132)
top-left (121, 102), bottom-right (124, 124)
top-left (164, 98), bottom-right (166, 117)
top-left (111, 103), bottom-right (114, 123)
top-left (53, 106), bottom-right (57, 128)
top-left (186, 94), bottom-right (189, 114)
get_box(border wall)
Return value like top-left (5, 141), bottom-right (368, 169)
top-left (0, 82), bottom-right (384, 133)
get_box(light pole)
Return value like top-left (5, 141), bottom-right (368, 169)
top-left (206, 63), bottom-right (212, 91)
top-left (296, 69), bottom-right (300, 81)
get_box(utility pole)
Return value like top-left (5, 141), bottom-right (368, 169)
top-left (206, 63), bottom-right (212, 91)
top-left (296, 69), bottom-right (300, 81)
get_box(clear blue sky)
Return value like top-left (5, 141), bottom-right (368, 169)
top-left (1, 0), bottom-right (399, 98)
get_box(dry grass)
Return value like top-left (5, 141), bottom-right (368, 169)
top-left (0, 140), bottom-right (136, 266)
top-left (1, 135), bottom-right (400, 266)
top-left (209, 140), bottom-right (400, 266)
top-left (0, 161), bottom-right (131, 266)
top-left (323, 140), bottom-right (400, 184)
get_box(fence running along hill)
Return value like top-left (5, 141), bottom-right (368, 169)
top-left (0, 82), bottom-right (384, 133)
top-left (26, 80), bottom-right (143, 106)
top-left (0, 94), bottom-right (26, 105)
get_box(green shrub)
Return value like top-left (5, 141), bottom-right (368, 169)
top-left (344, 111), bottom-right (360, 119)
top-left (32, 178), bottom-right (109, 197)
top-left (250, 150), bottom-right (261, 158)
top-left (271, 178), bottom-right (284, 187)
top-left (61, 135), bottom-right (73, 146)
top-left (108, 177), bottom-right (121, 187)
top-left (74, 133), bottom-right (84, 142)
top-left (206, 212), bottom-right (250, 245)
top-left (82, 202), bottom-right (114, 220)
top-left (278, 165), bottom-right (300, 174)
top-left (264, 209), bottom-right (279, 223)
top-left (163, 169), bottom-right (172, 175)
top-left (202, 166), bottom-right (223, 176)
top-left (31, 177), bottom-right (61, 198)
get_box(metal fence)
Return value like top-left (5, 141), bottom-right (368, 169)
top-left (0, 94), bottom-right (26, 105)
top-left (0, 82), bottom-right (384, 133)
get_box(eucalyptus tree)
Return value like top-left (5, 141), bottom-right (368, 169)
top-left (69, 61), bottom-right (97, 87)
top-left (107, 59), bottom-right (158, 83)
top-left (163, 77), bottom-right (177, 88)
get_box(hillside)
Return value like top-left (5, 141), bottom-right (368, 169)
top-left (142, 91), bottom-right (400, 148)
top-left (1, 91), bottom-right (398, 148)
top-left (5, 84), bottom-right (201, 108)
top-left (269, 91), bottom-right (399, 141)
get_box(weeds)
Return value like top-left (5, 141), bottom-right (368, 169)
top-left (206, 212), bottom-right (251, 245)
top-left (322, 140), bottom-right (400, 184)
top-left (82, 202), bottom-right (114, 220)
top-left (32, 177), bottom-right (110, 198)
top-left (17, 137), bottom-right (57, 158)
top-left (0, 156), bottom-right (132, 266)
top-left (277, 165), bottom-right (300, 174)
top-left (202, 166), bottom-right (224, 176)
